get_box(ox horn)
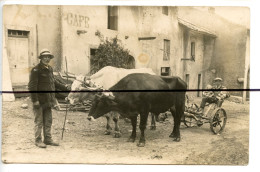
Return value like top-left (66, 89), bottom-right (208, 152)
top-left (103, 91), bottom-right (115, 100)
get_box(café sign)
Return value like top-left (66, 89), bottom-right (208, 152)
top-left (64, 13), bottom-right (90, 28)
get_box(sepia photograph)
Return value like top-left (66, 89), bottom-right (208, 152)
top-left (1, 3), bottom-right (251, 166)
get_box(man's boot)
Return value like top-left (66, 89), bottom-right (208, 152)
top-left (44, 139), bottom-right (59, 146)
top-left (35, 140), bottom-right (47, 148)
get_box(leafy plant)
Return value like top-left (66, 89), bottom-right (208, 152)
top-left (90, 31), bottom-right (135, 74)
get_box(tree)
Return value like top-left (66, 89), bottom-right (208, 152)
top-left (90, 31), bottom-right (135, 74)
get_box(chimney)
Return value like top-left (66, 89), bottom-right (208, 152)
top-left (208, 7), bottom-right (215, 14)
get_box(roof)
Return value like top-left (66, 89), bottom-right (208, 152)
top-left (178, 18), bottom-right (217, 37)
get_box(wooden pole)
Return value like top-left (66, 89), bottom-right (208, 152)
top-left (61, 56), bottom-right (68, 140)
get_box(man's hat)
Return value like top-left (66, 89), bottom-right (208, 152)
top-left (38, 49), bottom-right (54, 59)
top-left (214, 77), bottom-right (223, 82)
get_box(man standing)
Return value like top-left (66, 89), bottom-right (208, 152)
top-left (198, 78), bottom-right (229, 114)
top-left (28, 49), bottom-right (69, 148)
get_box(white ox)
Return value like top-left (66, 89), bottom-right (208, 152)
top-left (67, 66), bottom-right (156, 137)
top-left (89, 66), bottom-right (155, 90)
top-left (68, 66), bottom-right (155, 104)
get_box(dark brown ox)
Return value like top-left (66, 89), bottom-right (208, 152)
top-left (88, 73), bottom-right (187, 147)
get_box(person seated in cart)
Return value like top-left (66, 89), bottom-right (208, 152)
top-left (197, 77), bottom-right (229, 115)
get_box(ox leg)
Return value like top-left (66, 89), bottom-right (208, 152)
top-left (150, 113), bottom-right (157, 130)
top-left (127, 116), bottom-right (137, 142)
top-left (169, 104), bottom-right (184, 142)
top-left (169, 106), bottom-right (176, 138)
top-left (104, 115), bottom-right (112, 135)
top-left (137, 112), bottom-right (149, 147)
top-left (113, 113), bottom-right (121, 138)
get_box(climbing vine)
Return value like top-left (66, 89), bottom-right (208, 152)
top-left (90, 31), bottom-right (135, 74)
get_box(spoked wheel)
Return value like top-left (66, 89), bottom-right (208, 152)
top-left (184, 116), bottom-right (197, 127)
top-left (210, 108), bottom-right (227, 134)
top-left (184, 103), bottom-right (201, 128)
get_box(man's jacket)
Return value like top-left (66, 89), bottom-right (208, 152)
top-left (203, 85), bottom-right (230, 99)
top-left (28, 62), bottom-right (66, 107)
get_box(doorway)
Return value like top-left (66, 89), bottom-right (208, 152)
top-left (7, 29), bottom-right (30, 86)
top-left (197, 74), bottom-right (201, 97)
top-left (246, 69), bottom-right (250, 100)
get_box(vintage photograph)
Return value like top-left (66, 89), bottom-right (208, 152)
top-left (1, 5), bottom-right (250, 165)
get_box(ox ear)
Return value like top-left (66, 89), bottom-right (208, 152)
top-left (103, 92), bottom-right (115, 100)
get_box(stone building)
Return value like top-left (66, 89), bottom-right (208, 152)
top-left (178, 7), bottom-right (250, 98)
top-left (2, 5), bottom-right (249, 99)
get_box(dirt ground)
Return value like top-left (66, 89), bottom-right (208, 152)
top-left (1, 97), bottom-right (249, 165)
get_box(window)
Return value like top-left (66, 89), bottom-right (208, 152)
top-left (8, 29), bottom-right (29, 38)
top-left (191, 42), bottom-right (195, 60)
top-left (161, 67), bottom-right (170, 76)
top-left (90, 48), bottom-right (97, 67)
top-left (90, 48), bottom-right (96, 57)
top-left (163, 39), bottom-right (170, 61)
top-left (185, 74), bottom-right (190, 89)
top-left (197, 74), bottom-right (201, 97)
top-left (162, 6), bottom-right (168, 15)
top-left (108, 6), bottom-right (118, 30)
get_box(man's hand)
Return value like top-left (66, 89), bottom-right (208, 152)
top-left (33, 101), bottom-right (40, 108)
top-left (54, 105), bottom-right (61, 110)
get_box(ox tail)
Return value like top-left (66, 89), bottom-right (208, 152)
top-left (185, 94), bottom-right (190, 105)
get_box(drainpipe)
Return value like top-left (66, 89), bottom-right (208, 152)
top-left (36, 24), bottom-right (39, 61)
top-left (182, 29), bottom-right (189, 79)
top-left (60, 5), bottom-right (63, 72)
top-left (242, 30), bottom-right (250, 103)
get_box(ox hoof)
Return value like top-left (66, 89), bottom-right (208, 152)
top-left (137, 142), bottom-right (145, 147)
top-left (173, 137), bottom-right (181, 142)
top-left (127, 137), bottom-right (135, 142)
top-left (104, 130), bottom-right (111, 135)
top-left (169, 133), bottom-right (174, 138)
top-left (114, 132), bottom-right (122, 138)
top-left (150, 126), bottom-right (156, 130)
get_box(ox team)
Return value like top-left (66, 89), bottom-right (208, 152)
top-left (67, 66), bottom-right (158, 139)
top-left (67, 66), bottom-right (187, 147)
top-left (29, 49), bottom-right (226, 148)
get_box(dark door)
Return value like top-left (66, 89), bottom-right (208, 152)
top-left (197, 74), bottom-right (201, 97)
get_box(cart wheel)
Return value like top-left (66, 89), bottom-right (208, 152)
top-left (210, 108), bottom-right (227, 134)
top-left (184, 116), bottom-right (197, 127)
